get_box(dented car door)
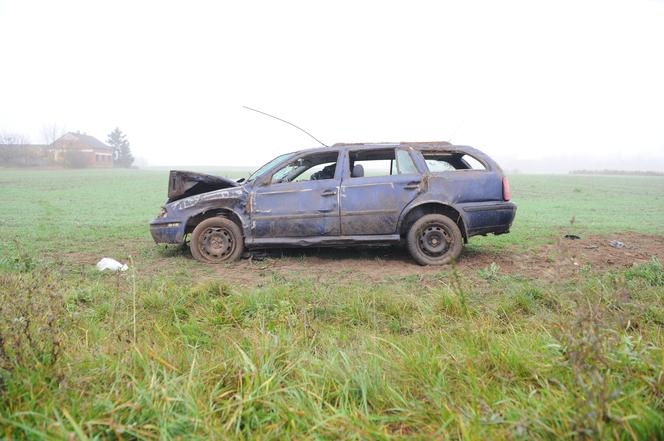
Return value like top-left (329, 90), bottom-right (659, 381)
top-left (340, 147), bottom-right (423, 235)
top-left (251, 150), bottom-right (343, 238)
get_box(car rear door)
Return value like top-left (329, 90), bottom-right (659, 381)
top-left (340, 147), bottom-right (422, 235)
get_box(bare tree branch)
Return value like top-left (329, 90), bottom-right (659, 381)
top-left (41, 123), bottom-right (65, 146)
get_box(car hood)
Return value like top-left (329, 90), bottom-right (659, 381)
top-left (168, 170), bottom-right (239, 202)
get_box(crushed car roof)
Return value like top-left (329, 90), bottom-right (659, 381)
top-left (332, 141), bottom-right (452, 148)
top-left (290, 141), bottom-right (484, 157)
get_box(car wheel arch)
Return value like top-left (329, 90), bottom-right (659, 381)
top-left (185, 208), bottom-right (246, 237)
top-left (398, 201), bottom-right (468, 243)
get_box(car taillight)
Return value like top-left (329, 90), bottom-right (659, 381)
top-left (502, 177), bottom-right (511, 201)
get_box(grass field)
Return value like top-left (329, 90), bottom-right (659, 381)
top-left (1, 169), bottom-right (664, 440)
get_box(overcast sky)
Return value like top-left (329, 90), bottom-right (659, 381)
top-left (1, 0), bottom-right (663, 171)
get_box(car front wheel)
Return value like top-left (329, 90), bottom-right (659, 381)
top-left (190, 217), bottom-right (244, 263)
top-left (407, 214), bottom-right (463, 265)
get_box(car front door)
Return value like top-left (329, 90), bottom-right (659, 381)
top-left (340, 147), bottom-right (422, 235)
top-left (251, 150), bottom-right (342, 238)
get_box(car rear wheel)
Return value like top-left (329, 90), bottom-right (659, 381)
top-left (190, 217), bottom-right (244, 263)
top-left (407, 214), bottom-right (463, 265)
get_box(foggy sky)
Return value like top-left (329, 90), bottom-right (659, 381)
top-left (1, 0), bottom-right (663, 172)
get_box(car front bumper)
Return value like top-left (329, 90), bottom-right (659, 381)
top-left (149, 219), bottom-right (186, 244)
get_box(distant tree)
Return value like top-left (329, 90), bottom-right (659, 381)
top-left (0, 132), bottom-right (31, 166)
top-left (107, 127), bottom-right (134, 168)
top-left (0, 132), bottom-right (29, 145)
top-left (41, 124), bottom-right (66, 147)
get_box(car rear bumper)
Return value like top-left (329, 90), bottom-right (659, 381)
top-left (149, 219), bottom-right (186, 244)
top-left (460, 201), bottom-right (517, 237)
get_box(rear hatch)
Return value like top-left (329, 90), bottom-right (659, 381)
top-left (168, 170), bottom-right (239, 202)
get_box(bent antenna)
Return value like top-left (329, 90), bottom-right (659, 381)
top-left (242, 106), bottom-right (329, 147)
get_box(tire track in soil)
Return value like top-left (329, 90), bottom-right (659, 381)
top-left (211, 232), bottom-right (664, 286)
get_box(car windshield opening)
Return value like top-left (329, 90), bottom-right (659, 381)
top-left (247, 152), bottom-right (296, 182)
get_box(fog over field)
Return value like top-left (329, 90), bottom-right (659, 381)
top-left (1, 0), bottom-right (663, 172)
top-left (4, 3), bottom-right (664, 437)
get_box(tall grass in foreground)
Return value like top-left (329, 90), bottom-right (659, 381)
top-left (1, 255), bottom-right (664, 439)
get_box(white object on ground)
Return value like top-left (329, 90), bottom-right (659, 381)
top-left (96, 258), bottom-right (128, 272)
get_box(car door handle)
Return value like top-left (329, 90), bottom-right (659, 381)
top-left (321, 189), bottom-right (337, 196)
top-left (403, 181), bottom-right (421, 190)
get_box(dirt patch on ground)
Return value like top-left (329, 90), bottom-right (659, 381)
top-left (474, 232), bottom-right (664, 281)
top-left (209, 232), bottom-right (664, 286)
top-left (50, 232), bottom-right (664, 287)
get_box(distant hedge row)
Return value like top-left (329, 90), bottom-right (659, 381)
top-left (570, 169), bottom-right (664, 176)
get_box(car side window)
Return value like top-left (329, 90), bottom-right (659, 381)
top-left (422, 152), bottom-right (487, 172)
top-left (425, 158), bottom-right (456, 172)
top-left (396, 149), bottom-right (418, 174)
top-left (294, 162), bottom-right (337, 181)
top-left (348, 149), bottom-right (398, 178)
top-left (461, 154), bottom-right (486, 170)
top-left (269, 151), bottom-right (339, 184)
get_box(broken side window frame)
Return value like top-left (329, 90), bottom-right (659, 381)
top-left (346, 148), bottom-right (399, 179)
top-left (420, 151), bottom-right (489, 173)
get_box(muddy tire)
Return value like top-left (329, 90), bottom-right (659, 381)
top-left (407, 214), bottom-right (463, 265)
top-left (190, 217), bottom-right (244, 263)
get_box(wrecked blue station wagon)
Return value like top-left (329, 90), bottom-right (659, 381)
top-left (150, 142), bottom-right (516, 265)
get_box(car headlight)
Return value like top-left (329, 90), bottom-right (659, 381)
top-left (157, 207), bottom-right (167, 218)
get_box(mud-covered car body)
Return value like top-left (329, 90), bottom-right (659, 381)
top-left (150, 142), bottom-right (516, 258)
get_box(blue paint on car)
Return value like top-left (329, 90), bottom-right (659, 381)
top-left (150, 142), bottom-right (516, 265)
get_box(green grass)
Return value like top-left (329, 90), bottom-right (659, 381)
top-left (2, 170), bottom-right (662, 259)
top-left (1, 169), bottom-right (664, 439)
top-left (509, 174), bottom-right (664, 233)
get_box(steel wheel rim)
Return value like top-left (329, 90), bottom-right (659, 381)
top-left (417, 223), bottom-right (452, 257)
top-left (199, 226), bottom-right (235, 260)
